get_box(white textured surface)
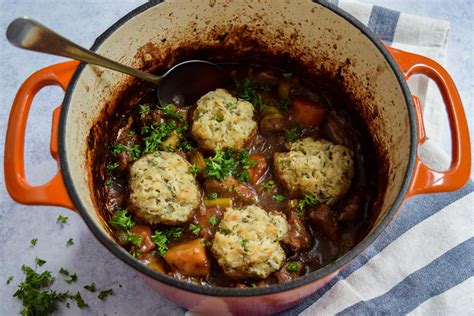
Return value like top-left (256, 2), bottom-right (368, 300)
top-left (0, 1), bottom-right (472, 315)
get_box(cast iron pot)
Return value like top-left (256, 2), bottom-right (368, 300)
top-left (5, 1), bottom-right (471, 314)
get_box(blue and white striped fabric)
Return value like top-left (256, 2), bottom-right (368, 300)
top-left (275, 2), bottom-right (474, 315)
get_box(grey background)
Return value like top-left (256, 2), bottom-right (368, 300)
top-left (1, 1), bottom-right (472, 315)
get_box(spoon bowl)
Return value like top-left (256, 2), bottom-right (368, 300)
top-left (6, 17), bottom-right (232, 105)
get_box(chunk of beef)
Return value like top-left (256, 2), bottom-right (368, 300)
top-left (282, 208), bottom-right (311, 251)
top-left (274, 261), bottom-right (304, 284)
top-left (308, 204), bottom-right (341, 244)
top-left (337, 188), bottom-right (365, 222)
top-left (192, 205), bottom-right (224, 240)
top-left (130, 225), bottom-right (155, 254)
top-left (203, 177), bottom-right (257, 206)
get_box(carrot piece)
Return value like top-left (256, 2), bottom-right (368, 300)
top-left (248, 154), bottom-right (267, 184)
top-left (164, 239), bottom-right (210, 276)
top-left (291, 98), bottom-right (325, 128)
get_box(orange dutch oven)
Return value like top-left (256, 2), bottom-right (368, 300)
top-left (4, 1), bottom-right (471, 315)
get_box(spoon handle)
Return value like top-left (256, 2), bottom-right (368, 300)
top-left (6, 18), bottom-right (161, 84)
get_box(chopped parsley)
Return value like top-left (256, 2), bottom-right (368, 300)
top-left (98, 289), bottom-right (114, 300)
top-left (261, 180), bottom-right (275, 191)
top-left (236, 78), bottom-right (266, 111)
top-left (286, 262), bottom-right (299, 272)
top-left (126, 232), bottom-right (143, 247)
top-left (105, 178), bottom-right (113, 187)
top-left (240, 239), bottom-right (249, 251)
top-left (226, 101), bottom-right (235, 109)
top-left (106, 162), bottom-right (119, 175)
top-left (66, 238), bottom-right (74, 247)
top-left (189, 164), bottom-right (199, 177)
top-left (235, 150), bottom-right (257, 182)
top-left (142, 120), bottom-right (176, 154)
top-left (273, 194), bottom-right (286, 202)
top-left (178, 139), bottom-right (194, 152)
top-left (296, 194), bottom-right (319, 217)
top-left (278, 98), bottom-right (292, 111)
top-left (83, 283), bottom-right (96, 292)
top-left (204, 149), bottom-right (238, 180)
top-left (72, 292), bottom-right (88, 309)
top-left (6, 276), bottom-right (13, 285)
top-left (64, 274), bottom-right (77, 284)
top-left (59, 268), bottom-right (69, 276)
top-left (30, 238), bottom-right (38, 247)
top-left (284, 127), bottom-right (301, 142)
top-left (111, 143), bottom-right (142, 160)
top-left (189, 223), bottom-right (202, 236)
top-left (161, 104), bottom-right (185, 121)
top-left (151, 227), bottom-right (183, 256)
top-left (109, 209), bottom-right (134, 230)
top-left (208, 215), bottom-right (218, 226)
top-left (139, 104), bottom-right (150, 116)
top-left (35, 257), bottom-right (46, 267)
top-left (207, 192), bottom-right (218, 200)
top-left (56, 215), bottom-right (68, 224)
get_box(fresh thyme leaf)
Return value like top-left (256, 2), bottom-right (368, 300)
top-left (189, 223), bottom-right (202, 236)
top-left (126, 232), bottom-right (143, 247)
top-left (35, 257), bottom-right (46, 267)
top-left (56, 215), bottom-right (68, 224)
top-left (273, 194), bottom-right (286, 202)
top-left (98, 289), bottom-right (114, 300)
top-left (66, 238), bottom-right (74, 247)
top-left (106, 162), bottom-right (119, 175)
top-left (109, 209), bottom-right (134, 230)
top-left (208, 215), bottom-right (218, 226)
top-left (83, 283), bottom-right (96, 293)
top-left (286, 262), bottom-right (299, 272)
top-left (284, 127), bottom-right (301, 142)
top-left (261, 180), bottom-right (275, 191)
top-left (30, 238), bottom-right (38, 247)
top-left (207, 192), bottom-right (218, 200)
top-left (6, 276), bottom-right (13, 285)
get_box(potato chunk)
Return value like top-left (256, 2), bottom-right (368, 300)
top-left (164, 239), bottom-right (210, 277)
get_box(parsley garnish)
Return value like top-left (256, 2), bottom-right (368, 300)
top-left (189, 164), bottom-right (199, 177)
top-left (142, 120), bottom-right (176, 154)
top-left (83, 283), bottom-right (96, 292)
top-left (111, 143), bottom-right (142, 160)
top-left (57, 215), bottom-right (68, 224)
top-left (235, 150), bottom-right (257, 182)
top-left (189, 223), bottom-right (203, 236)
top-left (151, 227), bottom-right (183, 256)
top-left (284, 127), bottom-right (301, 142)
top-left (126, 232), bottom-right (143, 247)
top-left (59, 268), bottom-right (69, 276)
top-left (278, 98), bottom-right (292, 111)
top-left (240, 239), bottom-right (249, 251)
top-left (30, 238), bottom-right (37, 247)
top-left (66, 238), bottom-right (74, 247)
top-left (236, 78), bottom-right (266, 111)
top-left (106, 162), bottom-right (119, 175)
top-left (208, 215), bottom-right (218, 226)
top-left (98, 289), bottom-right (113, 300)
top-left (64, 274), bottom-right (77, 284)
top-left (208, 192), bottom-right (218, 200)
top-left (7, 276), bottom-right (13, 285)
top-left (204, 149), bottom-right (238, 180)
top-left (35, 257), bottom-right (46, 267)
top-left (261, 180), bottom-right (275, 191)
top-left (105, 178), bottom-right (113, 187)
top-left (178, 139), bottom-right (194, 152)
top-left (286, 262), bottom-right (299, 272)
top-left (109, 209), bottom-right (134, 230)
top-left (72, 291), bottom-right (88, 309)
top-left (139, 104), bottom-right (150, 116)
top-left (296, 194), bottom-right (319, 217)
top-left (273, 194), bottom-right (286, 202)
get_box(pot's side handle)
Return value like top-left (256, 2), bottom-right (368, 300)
top-left (4, 61), bottom-right (79, 210)
top-left (386, 46), bottom-right (471, 197)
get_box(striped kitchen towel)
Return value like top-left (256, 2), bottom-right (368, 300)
top-left (275, 2), bottom-right (474, 315)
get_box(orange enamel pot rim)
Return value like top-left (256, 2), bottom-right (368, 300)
top-left (57, 1), bottom-right (417, 297)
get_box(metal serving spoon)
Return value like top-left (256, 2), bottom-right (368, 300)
top-left (6, 17), bottom-right (231, 106)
